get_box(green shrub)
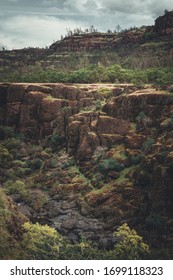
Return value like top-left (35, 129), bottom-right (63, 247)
top-left (20, 222), bottom-right (150, 260)
top-left (141, 137), bottom-right (155, 151)
top-left (96, 88), bottom-right (112, 98)
top-left (0, 144), bottom-right (13, 167)
top-left (4, 169), bottom-right (16, 180)
top-left (0, 203), bottom-right (14, 258)
top-left (50, 159), bottom-right (58, 168)
top-left (136, 111), bottom-right (147, 122)
top-left (3, 138), bottom-right (21, 150)
top-left (131, 154), bottom-right (144, 165)
top-left (21, 222), bottom-right (63, 259)
top-left (98, 158), bottom-right (124, 176)
top-left (1, 64), bottom-right (173, 85)
top-left (21, 168), bottom-right (33, 175)
top-left (62, 158), bottom-right (75, 169)
top-left (113, 223), bottom-right (150, 259)
top-left (31, 158), bottom-right (43, 170)
top-left (0, 144), bottom-right (11, 160)
top-left (4, 180), bottom-right (29, 200)
top-left (60, 241), bottom-right (103, 260)
top-left (50, 134), bottom-right (65, 150)
top-left (0, 126), bottom-right (14, 138)
top-left (94, 100), bottom-right (104, 111)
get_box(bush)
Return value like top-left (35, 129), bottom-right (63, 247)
top-left (98, 158), bottom-right (124, 176)
top-left (141, 137), bottom-right (155, 151)
top-left (0, 126), bottom-right (14, 138)
top-left (59, 241), bottom-right (103, 260)
top-left (94, 100), bottom-right (104, 111)
top-left (3, 138), bottom-right (21, 150)
top-left (20, 222), bottom-right (150, 260)
top-left (0, 190), bottom-right (19, 259)
top-left (113, 223), bottom-right (150, 259)
top-left (4, 180), bottom-right (29, 201)
top-left (130, 154), bottom-right (144, 165)
top-left (0, 144), bottom-right (13, 167)
top-left (21, 222), bottom-right (64, 259)
top-left (22, 168), bottom-right (33, 175)
top-left (0, 144), bottom-right (11, 160)
top-left (31, 158), bottom-right (43, 170)
top-left (62, 158), bottom-right (75, 169)
top-left (50, 134), bottom-right (65, 150)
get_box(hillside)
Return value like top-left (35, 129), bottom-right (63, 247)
top-left (0, 10), bottom-right (173, 82)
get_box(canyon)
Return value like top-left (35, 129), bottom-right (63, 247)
top-left (0, 83), bottom-right (173, 258)
top-left (0, 10), bottom-right (173, 259)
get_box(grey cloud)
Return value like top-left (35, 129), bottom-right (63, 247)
top-left (148, 0), bottom-right (173, 17)
top-left (99, 0), bottom-right (172, 17)
top-left (0, 0), bottom-right (172, 49)
top-left (0, 0), bottom-right (68, 15)
top-left (0, 14), bottom-right (86, 49)
top-left (99, 0), bottom-right (144, 14)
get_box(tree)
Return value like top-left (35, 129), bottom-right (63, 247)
top-left (116, 24), bottom-right (121, 33)
top-left (21, 222), bottom-right (64, 259)
top-left (107, 29), bottom-right (112, 34)
top-left (66, 28), bottom-right (73, 36)
top-left (113, 223), bottom-right (150, 259)
top-left (90, 25), bottom-right (95, 33)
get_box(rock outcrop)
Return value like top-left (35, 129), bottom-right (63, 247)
top-left (49, 33), bottom-right (118, 52)
top-left (103, 89), bottom-right (173, 122)
top-left (154, 10), bottom-right (173, 36)
top-left (0, 83), bottom-right (103, 139)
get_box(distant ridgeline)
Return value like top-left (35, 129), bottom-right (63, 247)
top-left (0, 10), bottom-right (173, 82)
top-left (49, 10), bottom-right (173, 52)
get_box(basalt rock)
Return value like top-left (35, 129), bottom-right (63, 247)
top-left (67, 113), bottom-right (131, 159)
top-left (103, 89), bottom-right (173, 123)
top-left (154, 10), bottom-right (173, 36)
top-left (49, 33), bottom-right (119, 53)
top-left (1, 83), bottom-right (173, 157)
top-left (0, 83), bottom-right (104, 139)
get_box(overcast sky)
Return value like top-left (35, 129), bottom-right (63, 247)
top-left (0, 0), bottom-right (172, 50)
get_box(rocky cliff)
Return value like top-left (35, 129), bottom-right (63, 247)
top-left (49, 33), bottom-right (118, 52)
top-left (0, 11), bottom-right (173, 79)
top-left (1, 83), bottom-right (173, 255)
top-left (49, 29), bottom-right (145, 53)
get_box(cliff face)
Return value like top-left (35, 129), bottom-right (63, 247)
top-left (49, 30), bottom-right (145, 53)
top-left (1, 83), bottom-right (173, 251)
top-left (0, 83), bottom-right (104, 138)
top-left (50, 33), bottom-right (118, 52)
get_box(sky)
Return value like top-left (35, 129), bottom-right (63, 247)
top-left (0, 0), bottom-right (172, 50)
